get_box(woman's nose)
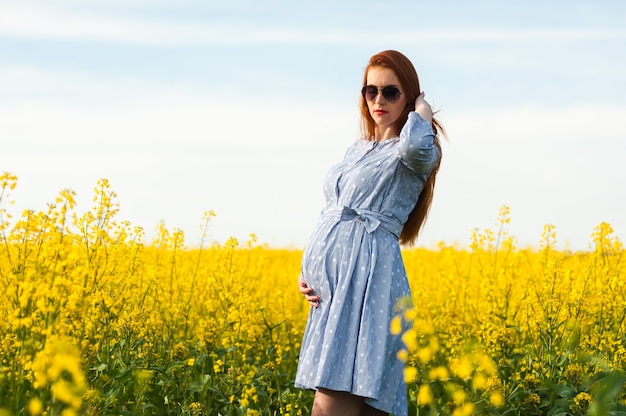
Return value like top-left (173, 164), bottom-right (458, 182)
top-left (374, 90), bottom-right (385, 103)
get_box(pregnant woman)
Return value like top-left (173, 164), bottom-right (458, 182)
top-left (295, 50), bottom-right (445, 416)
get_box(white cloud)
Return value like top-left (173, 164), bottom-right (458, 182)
top-left (1, 3), bottom-right (626, 46)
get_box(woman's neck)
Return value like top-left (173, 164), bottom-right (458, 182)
top-left (374, 126), bottom-right (398, 141)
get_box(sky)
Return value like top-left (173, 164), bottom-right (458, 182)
top-left (1, 0), bottom-right (625, 251)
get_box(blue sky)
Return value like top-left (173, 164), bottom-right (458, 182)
top-left (1, 0), bottom-right (625, 250)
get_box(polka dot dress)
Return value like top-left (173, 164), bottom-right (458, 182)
top-left (295, 112), bottom-right (441, 416)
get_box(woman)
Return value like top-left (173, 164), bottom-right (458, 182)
top-left (294, 50), bottom-right (444, 416)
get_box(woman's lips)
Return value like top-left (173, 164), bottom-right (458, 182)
top-left (374, 109), bottom-right (388, 115)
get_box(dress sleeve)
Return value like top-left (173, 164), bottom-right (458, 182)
top-left (397, 111), bottom-right (440, 175)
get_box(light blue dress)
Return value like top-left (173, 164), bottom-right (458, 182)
top-left (295, 112), bottom-right (441, 415)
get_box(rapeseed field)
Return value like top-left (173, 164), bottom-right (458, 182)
top-left (1, 173), bottom-right (624, 415)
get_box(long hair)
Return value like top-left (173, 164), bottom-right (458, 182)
top-left (359, 50), bottom-right (444, 246)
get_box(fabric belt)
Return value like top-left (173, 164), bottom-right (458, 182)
top-left (324, 205), bottom-right (402, 239)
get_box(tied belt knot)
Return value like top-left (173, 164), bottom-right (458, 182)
top-left (324, 205), bottom-right (402, 239)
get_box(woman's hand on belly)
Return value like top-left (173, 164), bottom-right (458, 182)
top-left (298, 274), bottom-right (320, 308)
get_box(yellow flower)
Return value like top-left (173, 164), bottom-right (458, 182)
top-left (51, 380), bottom-right (81, 408)
top-left (428, 366), bottom-right (449, 381)
top-left (31, 335), bottom-right (86, 409)
top-left (452, 402), bottom-right (474, 416)
top-left (189, 401), bottom-right (203, 416)
top-left (414, 319), bottom-right (435, 335)
top-left (525, 393), bottom-right (541, 405)
top-left (401, 329), bottom-right (418, 352)
top-left (452, 388), bottom-right (467, 405)
top-left (489, 392), bottom-right (505, 408)
top-left (403, 308), bottom-right (417, 322)
top-left (472, 373), bottom-right (487, 390)
top-left (564, 363), bottom-right (584, 385)
top-left (417, 347), bottom-right (433, 364)
top-left (450, 356), bottom-right (473, 380)
top-left (404, 366), bottom-right (418, 383)
top-left (214, 359), bottom-right (224, 373)
top-left (172, 342), bottom-right (188, 360)
top-left (417, 384), bottom-right (433, 406)
top-left (522, 373), bottom-right (540, 389)
top-left (573, 391), bottom-right (592, 408)
top-left (390, 316), bottom-right (402, 335)
top-left (27, 397), bottom-right (43, 415)
top-left (3, 179), bottom-right (626, 416)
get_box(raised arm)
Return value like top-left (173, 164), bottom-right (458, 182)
top-left (397, 93), bottom-right (440, 175)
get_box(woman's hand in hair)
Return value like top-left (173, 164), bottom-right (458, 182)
top-left (414, 92), bottom-right (433, 123)
top-left (298, 275), bottom-right (320, 308)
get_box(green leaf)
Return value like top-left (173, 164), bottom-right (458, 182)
top-left (92, 363), bottom-right (108, 372)
top-left (547, 383), bottom-right (575, 398)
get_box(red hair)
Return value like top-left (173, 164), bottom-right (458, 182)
top-left (360, 50), bottom-right (444, 245)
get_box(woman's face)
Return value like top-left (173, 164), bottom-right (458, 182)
top-left (364, 66), bottom-right (407, 140)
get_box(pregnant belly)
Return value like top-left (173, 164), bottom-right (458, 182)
top-left (300, 219), bottom-right (374, 303)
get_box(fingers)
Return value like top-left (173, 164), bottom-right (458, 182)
top-left (298, 275), bottom-right (320, 308)
top-left (299, 284), bottom-right (314, 295)
top-left (305, 296), bottom-right (319, 308)
top-left (298, 277), bottom-right (313, 294)
top-left (414, 91), bottom-right (426, 106)
top-left (298, 274), bottom-right (308, 288)
top-left (414, 92), bottom-right (433, 123)
top-left (303, 289), bottom-right (320, 307)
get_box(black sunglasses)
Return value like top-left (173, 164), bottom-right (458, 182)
top-left (361, 85), bottom-right (403, 103)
